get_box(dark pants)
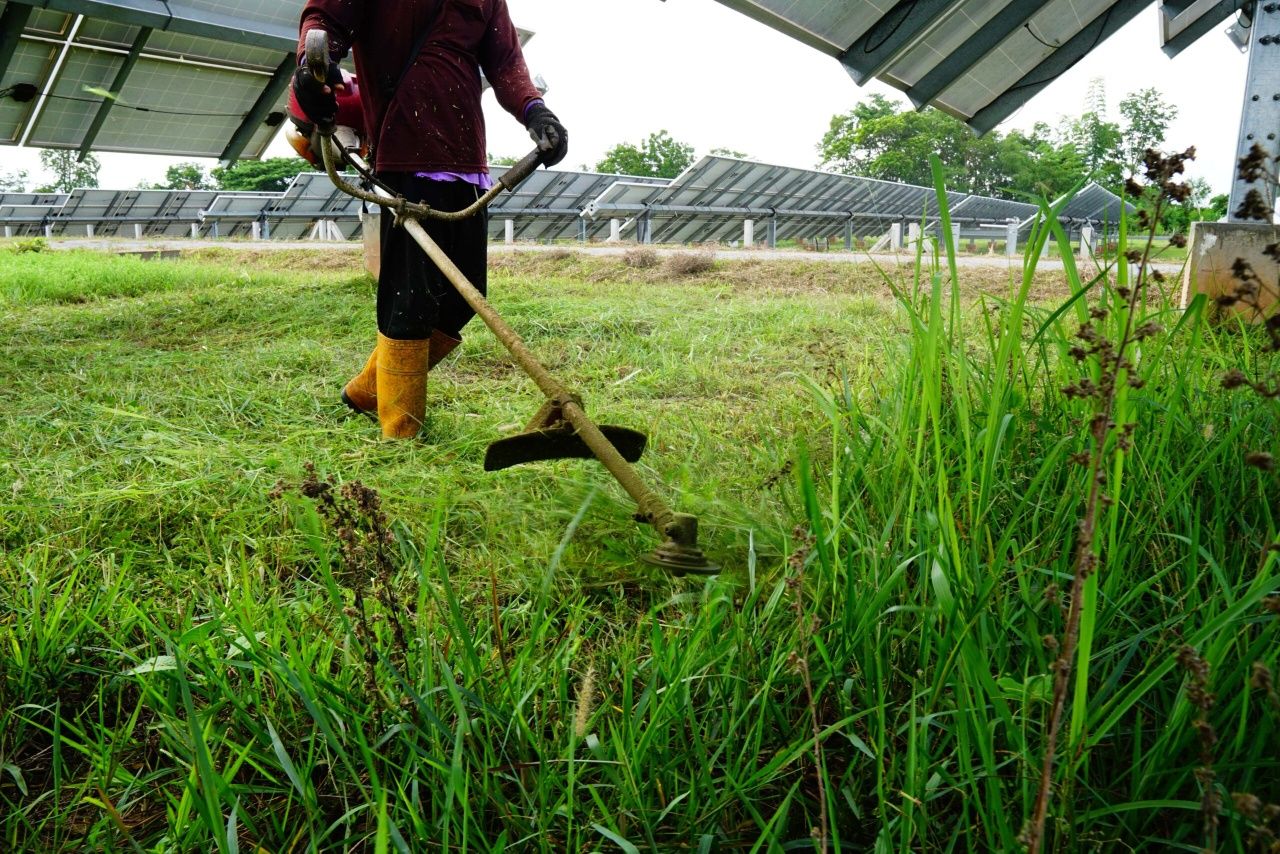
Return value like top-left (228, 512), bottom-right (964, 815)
top-left (376, 173), bottom-right (488, 340)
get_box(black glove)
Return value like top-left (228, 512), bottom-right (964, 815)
top-left (525, 104), bottom-right (568, 168)
top-left (291, 53), bottom-right (344, 127)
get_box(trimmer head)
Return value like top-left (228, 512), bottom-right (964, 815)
top-left (484, 424), bottom-right (647, 472)
top-left (641, 541), bottom-right (720, 575)
top-left (640, 513), bottom-right (720, 576)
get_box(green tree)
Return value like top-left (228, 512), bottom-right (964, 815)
top-left (995, 123), bottom-right (1086, 201)
top-left (709, 147), bottom-right (750, 159)
top-left (211, 157), bottom-right (309, 192)
top-left (488, 153), bottom-right (521, 167)
top-left (595, 131), bottom-right (695, 178)
top-left (153, 162), bottom-right (214, 190)
top-left (35, 149), bottom-right (100, 193)
top-left (818, 95), bottom-right (1012, 196)
top-left (1204, 193), bottom-right (1229, 221)
top-left (1118, 88), bottom-right (1179, 174)
top-left (0, 169), bottom-right (27, 193)
top-left (1161, 179), bottom-right (1223, 234)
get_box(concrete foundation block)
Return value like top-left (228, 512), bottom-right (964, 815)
top-left (1182, 221), bottom-right (1280, 317)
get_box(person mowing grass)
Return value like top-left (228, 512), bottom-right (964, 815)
top-left (290, 0), bottom-right (568, 439)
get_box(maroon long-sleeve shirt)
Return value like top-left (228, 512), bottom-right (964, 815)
top-left (298, 0), bottom-right (543, 173)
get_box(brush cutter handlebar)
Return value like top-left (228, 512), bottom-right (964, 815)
top-left (304, 28), bottom-right (542, 222)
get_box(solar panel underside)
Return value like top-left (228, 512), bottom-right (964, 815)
top-left (201, 193), bottom-right (284, 237)
top-left (0, 0), bottom-right (294, 158)
top-left (712, 1), bottom-right (1239, 133)
top-left (0, 1), bottom-right (537, 159)
top-left (1056, 181), bottom-right (1131, 223)
top-left (263, 172), bottom-right (365, 239)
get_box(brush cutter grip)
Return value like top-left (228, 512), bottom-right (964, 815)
top-left (497, 149), bottom-right (542, 193)
top-left (302, 29), bottom-right (338, 135)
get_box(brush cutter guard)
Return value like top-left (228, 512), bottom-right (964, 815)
top-left (305, 31), bottom-right (717, 575)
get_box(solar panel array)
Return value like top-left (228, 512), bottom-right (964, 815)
top-left (584, 156), bottom-right (978, 244)
top-left (710, 1), bottom-right (1241, 134)
top-left (0, 158), bottom-right (1133, 246)
top-left (48, 188), bottom-right (219, 236)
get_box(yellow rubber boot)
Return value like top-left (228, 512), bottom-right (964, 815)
top-left (341, 346), bottom-right (379, 414)
top-left (428, 329), bottom-right (462, 369)
top-left (376, 334), bottom-right (430, 439)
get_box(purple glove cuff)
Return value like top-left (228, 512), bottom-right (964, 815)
top-left (523, 99), bottom-right (546, 123)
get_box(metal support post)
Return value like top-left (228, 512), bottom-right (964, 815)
top-left (261, 215), bottom-right (271, 241)
top-left (3, 226), bottom-right (11, 238)
top-left (609, 218), bottom-right (622, 242)
top-left (251, 221), bottom-right (262, 241)
top-left (1005, 219), bottom-right (1020, 257)
top-left (845, 218), bottom-right (854, 251)
top-left (1228, 0), bottom-right (1280, 222)
top-left (211, 221), bottom-right (219, 239)
top-left (767, 216), bottom-right (777, 249)
top-left (639, 211), bottom-right (652, 245)
top-left (907, 222), bottom-right (922, 253)
top-left (191, 223), bottom-right (200, 239)
top-left (889, 222), bottom-right (903, 251)
top-left (1080, 225), bottom-right (1095, 262)
top-left (578, 217), bottom-right (587, 243)
top-left (951, 223), bottom-right (962, 252)
top-left (743, 218), bottom-right (754, 246)
top-left (134, 223), bottom-right (143, 239)
top-left (504, 219), bottom-right (514, 245)
top-left (44, 224), bottom-right (52, 239)
top-left (85, 224), bottom-right (94, 238)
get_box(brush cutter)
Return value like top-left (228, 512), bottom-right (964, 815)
top-left (304, 31), bottom-right (717, 575)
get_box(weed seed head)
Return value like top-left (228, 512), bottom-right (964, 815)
top-left (1245, 452), bottom-right (1276, 472)
top-left (573, 666), bottom-right (597, 739)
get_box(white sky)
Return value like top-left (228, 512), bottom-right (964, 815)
top-left (2, 0), bottom-right (1252, 195)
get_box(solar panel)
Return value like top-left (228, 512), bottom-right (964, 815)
top-left (487, 167), bottom-right (670, 242)
top-left (201, 192), bottom-right (283, 238)
top-left (0, 191), bottom-right (67, 206)
top-left (1052, 181), bottom-right (1133, 224)
top-left (0, 2), bottom-right (537, 160)
top-left (48, 187), bottom-right (219, 235)
top-left (711, 1), bottom-right (1242, 133)
top-left (0, 202), bottom-right (59, 235)
top-left (260, 171), bottom-right (365, 240)
top-left (0, 0), bottom-right (296, 160)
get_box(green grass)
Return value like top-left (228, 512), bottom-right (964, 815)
top-left (0, 232), bottom-right (1276, 852)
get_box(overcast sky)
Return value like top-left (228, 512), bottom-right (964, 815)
top-left (3, 0), bottom-right (1252, 195)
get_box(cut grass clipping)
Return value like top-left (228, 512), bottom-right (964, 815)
top-left (1, 173), bottom-right (1278, 852)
